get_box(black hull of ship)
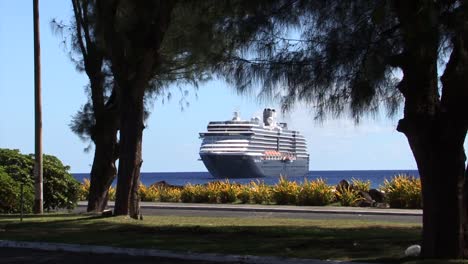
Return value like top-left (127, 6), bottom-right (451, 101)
top-left (200, 153), bottom-right (309, 178)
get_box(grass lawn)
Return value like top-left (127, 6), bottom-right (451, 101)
top-left (0, 213), bottom-right (423, 263)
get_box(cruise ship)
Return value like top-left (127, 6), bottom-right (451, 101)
top-left (199, 108), bottom-right (309, 178)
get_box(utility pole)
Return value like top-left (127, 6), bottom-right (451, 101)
top-left (33, 0), bottom-right (43, 214)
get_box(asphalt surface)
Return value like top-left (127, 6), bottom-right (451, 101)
top-left (0, 248), bottom-right (226, 264)
top-left (75, 203), bottom-right (422, 223)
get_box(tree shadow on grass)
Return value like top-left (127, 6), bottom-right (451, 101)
top-left (0, 216), bottom-right (421, 263)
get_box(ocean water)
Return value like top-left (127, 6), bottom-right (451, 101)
top-left (73, 170), bottom-right (419, 189)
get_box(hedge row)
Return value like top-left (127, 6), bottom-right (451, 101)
top-left (79, 175), bottom-right (422, 209)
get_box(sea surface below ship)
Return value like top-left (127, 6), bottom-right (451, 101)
top-left (199, 108), bottom-right (309, 178)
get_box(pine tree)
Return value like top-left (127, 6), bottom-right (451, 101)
top-left (219, 0), bottom-right (468, 258)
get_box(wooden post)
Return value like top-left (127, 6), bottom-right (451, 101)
top-left (20, 183), bottom-right (24, 222)
top-left (33, 0), bottom-right (43, 214)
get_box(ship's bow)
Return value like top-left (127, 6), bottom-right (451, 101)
top-left (200, 153), bottom-right (264, 178)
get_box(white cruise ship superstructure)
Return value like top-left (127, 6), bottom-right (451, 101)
top-left (199, 108), bottom-right (309, 178)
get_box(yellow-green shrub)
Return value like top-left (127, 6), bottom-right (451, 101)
top-left (190, 184), bottom-right (212, 203)
top-left (159, 187), bottom-right (181, 202)
top-left (139, 184), bottom-right (181, 202)
top-left (78, 178), bottom-right (90, 201)
top-left (180, 184), bottom-right (196, 203)
top-left (108, 186), bottom-right (116, 201)
top-left (139, 184), bottom-right (159, 202)
top-left (351, 178), bottom-right (371, 192)
top-left (335, 185), bottom-right (363, 206)
top-left (297, 178), bottom-right (335, 206)
top-left (78, 178), bottom-right (116, 201)
top-left (216, 181), bottom-right (238, 203)
top-left (381, 175), bottom-right (421, 209)
top-left (203, 182), bottom-right (221, 203)
top-left (250, 181), bottom-right (271, 204)
top-left (77, 175), bottom-right (422, 208)
top-left (237, 185), bottom-right (251, 204)
top-left (272, 176), bottom-right (299, 205)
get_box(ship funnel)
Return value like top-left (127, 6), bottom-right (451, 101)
top-left (232, 111), bottom-right (241, 121)
top-left (263, 108), bottom-right (276, 126)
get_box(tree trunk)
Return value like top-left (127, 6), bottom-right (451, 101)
top-left (70, 0), bottom-right (119, 213)
top-left (399, 118), bottom-right (466, 258)
top-left (86, 127), bottom-right (118, 212)
top-left (465, 162), bottom-right (468, 257)
top-left (439, 15), bottom-right (468, 257)
top-left (113, 89), bottom-right (145, 216)
top-left (96, 1), bottom-right (176, 216)
top-left (392, 0), bottom-right (467, 258)
top-left (129, 141), bottom-right (143, 219)
top-left (85, 66), bottom-right (119, 213)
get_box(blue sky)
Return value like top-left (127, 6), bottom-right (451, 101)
top-left (1, 1), bottom-right (445, 173)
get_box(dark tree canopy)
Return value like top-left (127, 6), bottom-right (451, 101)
top-left (217, 1), bottom-right (466, 122)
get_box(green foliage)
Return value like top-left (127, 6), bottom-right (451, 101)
top-left (297, 178), bottom-right (335, 206)
top-left (335, 185), bottom-right (364, 207)
top-left (0, 166), bottom-right (34, 213)
top-left (42, 154), bottom-right (80, 210)
top-left (0, 149), bottom-right (34, 184)
top-left (0, 148), bottom-right (80, 211)
top-left (271, 176), bottom-right (299, 205)
top-left (381, 175), bottom-right (422, 209)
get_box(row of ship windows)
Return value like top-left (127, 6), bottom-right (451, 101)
top-left (204, 133), bottom-right (300, 140)
top-left (200, 149), bottom-right (308, 155)
top-left (207, 124), bottom-right (300, 131)
top-left (200, 143), bottom-right (307, 150)
top-left (207, 127), bottom-right (300, 135)
top-left (204, 130), bottom-right (304, 138)
top-left (208, 121), bottom-right (253, 125)
top-left (200, 147), bottom-right (308, 154)
top-left (200, 146), bottom-right (307, 151)
top-left (202, 133), bottom-right (306, 139)
top-left (203, 136), bottom-right (306, 143)
top-left (251, 137), bottom-right (306, 143)
top-left (201, 141), bottom-right (307, 148)
top-left (199, 150), bottom-right (310, 158)
top-left (201, 138), bottom-right (306, 144)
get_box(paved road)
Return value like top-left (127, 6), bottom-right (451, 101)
top-left (0, 248), bottom-right (226, 264)
top-left (75, 203), bottom-right (422, 223)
